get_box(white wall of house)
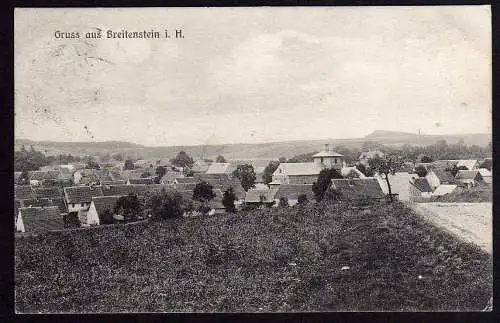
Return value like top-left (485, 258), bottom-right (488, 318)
top-left (313, 156), bottom-right (343, 170)
top-left (67, 202), bottom-right (90, 213)
top-left (73, 171), bottom-right (83, 185)
top-left (29, 180), bottom-right (40, 186)
top-left (16, 211), bottom-right (25, 232)
top-left (425, 171), bottom-right (441, 191)
top-left (86, 202), bottom-right (101, 226)
top-left (272, 167), bottom-right (290, 184)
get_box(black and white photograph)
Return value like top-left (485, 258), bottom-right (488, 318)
top-left (14, 6), bottom-right (492, 312)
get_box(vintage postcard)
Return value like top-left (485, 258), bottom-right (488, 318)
top-left (14, 6), bottom-right (492, 313)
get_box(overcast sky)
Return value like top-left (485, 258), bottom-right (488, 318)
top-left (15, 6), bottom-right (491, 147)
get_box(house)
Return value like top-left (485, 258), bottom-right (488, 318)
top-left (109, 170), bottom-right (126, 182)
top-left (191, 159), bottom-right (211, 174)
top-left (205, 163), bottom-right (236, 175)
top-left (196, 174), bottom-right (246, 202)
top-left (425, 170), bottom-right (441, 191)
top-left (272, 163), bottom-right (324, 185)
top-left (29, 171), bottom-right (54, 186)
top-left (478, 168), bottom-right (492, 185)
top-left (160, 171), bottom-right (184, 185)
top-left (455, 170), bottom-right (484, 187)
top-left (128, 177), bottom-right (155, 185)
top-left (86, 196), bottom-right (122, 226)
top-left (312, 144), bottom-right (344, 171)
top-left (245, 187), bottom-right (279, 207)
top-left (274, 184), bottom-right (314, 206)
top-left (341, 166), bottom-right (366, 179)
top-left (63, 186), bottom-right (104, 214)
top-left (101, 180), bottom-right (127, 186)
top-left (456, 159), bottom-right (479, 170)
top-left (101, 184), bottom-right (149, 197)
top-left (429, 169), bottom-right (456, 185)
top-left (15, 185), bottom-right (35, 200)
top-left (173, 177), bottom-right (201, 190)
top-left (328, 178), bottom-right (385, 202)
top-left (16, 206), bottom-right (64, 234)
top-left (409, 177), bottom-right (433, 202)
top-left (254, 166), bottom-right (266, 183)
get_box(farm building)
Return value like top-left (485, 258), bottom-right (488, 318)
top-left (245, 187), bottom-right (279, 206)
top-left (101, 184), bottom-right (149, 197)
top-left (409, 177), bottom-right (433, 202)
top-left (128, 177), bottom-right (155, 185)
top-left (15, 185), bottom-right (35, 200)
top-left (160, 171), bottom-right (184, 185)
top-left (87, 196), bottom-right (122, 226)
top-left (456, 159), bottom-right (479, 170)
top-left (328, 178), bottom-right (385, 202)
top-left (272, 163), bottom-right (323, 185)
top-left (16, 206), bottom-right (64, 234)
top-left (455, 170), bottom-right (484, 187)
top-left (205, 163), bottom-right (236, 175)
top-left (274, 184), bottom-right (314, 206)
top-left (63, 186), bottom-right (104, 214)
top-left (478, 168), bottom-right (492, 185)
top-left (431, 185), bottom-right (458, 198)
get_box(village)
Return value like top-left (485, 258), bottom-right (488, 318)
top-left (13, 142), bottom-right (492, 235)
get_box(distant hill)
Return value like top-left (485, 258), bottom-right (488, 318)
top-left (364, 130), bottom-right (490, 147)
top-left (15, 130), bottom-right (490, 161)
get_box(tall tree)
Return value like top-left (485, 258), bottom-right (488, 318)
top-left (112, 153), bottom-right (123, 161)
top-left (124, 159), bottom-right (135, 170)
top-left (114, 194), bottom-right (142, 223)
top-left (356, 163), bottom-right (374, 177)
top-left (312, 168), bottom-right (343, 202)
top-left (414, 165), bottom-right (428, 177)
top-left (193, 181), bottom-right (216, 214)
top-left (232, 164), bottom-right (256, 191)
top-left (155, 166), bottom-right (167, 180)
top-left (171, 151), bottom-right (194, 169)
top-left (262, 161), bottom-right (280, 185)
top-left (222, 187), bottom-right (237, 213)
top-left (368, 154), bottom-right (404, 203)
top-left (216, 155), bottom-right (227, 163)
top-left (145, 189), bottom-right (185, 220)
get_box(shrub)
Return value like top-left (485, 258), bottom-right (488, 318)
top-left (278, 197), bottom-right (289, 208)
top-left (297, 194), bottom-right (308, 205)
top-left (146, 189), bottom-right (185, 220)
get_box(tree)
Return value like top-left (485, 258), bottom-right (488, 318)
top-left (18, 170), bottom-right (30, 185)
top-left (141, 171), bottom-right (151, 178)
top-left (356, 163), bottom-right (374, 177)
top-left (312, 168), bottom-right (343, 202)
top-left (114, 194), bottom-right (142, 223)
top-left (145, 189), bottom-right (185, 220)
top-left (279, 157), bottom-right (287, 163)
top-left (232, 164), bottom-right (256, 191)
top-left (278, 197), bottom-right (289, 208)
top-left (171, 151), bottom-right (194, 169)
top-left (193, 181), bottom-right (216, 214)
top-left (448, 165), bottom-right (468, 177)
top-left (86, 158), bottom-right (101, 169)
top-left (368, 155), bottom-right (404, 203)
top-left (297, 194), bottom-right (309, 205)
top-left (99, 209), bottom-right (115, 225)
top-left (414, 165), bottom-right (428, 177)
top-left (216, 155), bottom-right (227, 163)
top-left (263, 161), bottom-right (280, 185)
top-left (156, 166), bottom-right (167, 179)
top-left (222, 187), bottom-right (237, 213)
top-left (417, 154), bottom-right (434, 163)
top-left (124, 159), bottom-right (135, 170)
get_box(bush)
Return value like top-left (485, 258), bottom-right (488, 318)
top-left (278, 197), bottom-right (289, 208)
top-left (146, 189), bottom-right (185, 221)
top-left (297, 194), bottom-right (308, 205)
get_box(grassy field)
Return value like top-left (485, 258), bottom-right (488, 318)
top-left (15, 202), bottom-right (492, 312)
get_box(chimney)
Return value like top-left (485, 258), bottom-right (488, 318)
top-left (325, 144), bottom-right (330, 152)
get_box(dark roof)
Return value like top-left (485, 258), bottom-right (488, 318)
top-left (456, 170), bottom-right (482, 181)
top-left (175, 177), bottom-right (201, 184)
top-left (178, 190), bottom-right (194, 201)
top-left (275, 184), bottom-right (314, 200)
top-left (330, 178), bottom-right (386, 199)
top-left (101, 180), bottom-right (127, 186)
top-left (128, 177), bottom-right (155, 185)
top-left (101, 184), bottom-right (148, 197)
top-left (160, 172), bottom-right (184, 184)
top-left (245, 188), bottom-right (279, 203)
top-left (431, 169), bottom-right (456, 183)
top-left (33, 187), bottom-right (63, 200)
top-left (109, 170), bottom-right (126, 181)
top-left (15, 185), bottom-right (35, 200)
top-left (18, 206), bottom-right (65, 233)
top-left (410, 178), bottom-right (432, 193)
top-left (91, 196), bottom-right (121, 215)
top-left (64, 186), bottom-right (104, 204)
top-left (196, 174), bottom-right (246, 199)
top-left (29, 171), bottom-right (54, 181)
top-left (176, 182), bottom-right (199, 191)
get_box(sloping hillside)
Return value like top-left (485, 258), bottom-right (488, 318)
top-left (15, 202), bottom-right (492, 312)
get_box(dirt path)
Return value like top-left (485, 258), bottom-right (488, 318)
top-left (411, 202), bottom-right (492, 254)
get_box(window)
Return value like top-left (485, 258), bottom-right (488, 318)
top-left (71, 203), bottom-right (75, 208)
top-left (334, 158), bottom-right (338, 164)
top-left (320, 157), bottom-right (323, 163)
top-left (81, 202), bottom-right (84, 207)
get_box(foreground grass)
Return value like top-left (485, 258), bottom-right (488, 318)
top-left (15, 202), bottom-right (492, 312)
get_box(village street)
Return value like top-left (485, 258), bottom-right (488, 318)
top-left (411, 202), bottom-right (492, 254)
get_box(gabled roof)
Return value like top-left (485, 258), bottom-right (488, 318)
top-left (121, 169), bottom-right (146, 180)
top-left (64, 186), bottom-right (104, 204)
top-left (245, 187), bottom-right (278, 203)
top-left (206, 163), bottom-right (235, 175)
top-left (275, 184), bottom-right (314, 200)
top-left (456, 160), bottom-right (478, 170)
top-left (176, 177), bottom-right (200, 184)
top-left (18, 206), bottom-right (64, 233)
top-left (29, 171), bottom-right (54, 181)
top-left (196, 174), bottom-right (245, 199)
top-left (456, 170), bottom-right (481, 180)
top-left (91, 196), bottom-right (121, 215)
top-left (109, 170), bottom-right (126, 181)
top-left (176, 182), bottom-right (199, 191)
top-left (33, 187), bottom-right (63, 200)
top-left (410, 178), bottom-right (432, 193)
top-left (432, 185), bottom-right (457, 196)
top-left (430, 169), bottom-right (456, 183)
top-left (101, 180), bottom-right (127, 186)
top-left (129, 177), bottom-right (155, 185)
top-left (101, 184), bottom-right (148, 197)
top-left (275, 163), bottom-right (323, 176)
top-left (312, 150), bottom-right (343, 158)
top-left (15, 185), bottom-right (35, 200)
top-left (330, 178), bottom-right (385, 199)
top-left (160, 172), bottom-right (184, 183)
top-left (478, 168), bottom-right (492, 177)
